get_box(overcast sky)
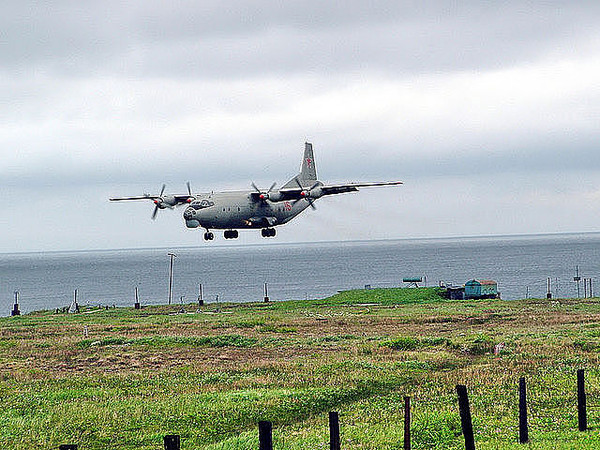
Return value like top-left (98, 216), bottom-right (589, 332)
top-left (1, 1), bottom-right (599, 253)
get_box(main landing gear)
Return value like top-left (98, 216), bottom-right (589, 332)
top-left (204, 229), bottom-right (274, 241)
top-left (224, 230), bottom-right (239, 239)
top-left (205, 230), bottom-right (239, 240)
top-left (261, 228), bottom-right (276, 238)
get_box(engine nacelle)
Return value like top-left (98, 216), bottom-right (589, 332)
top-left (308, 186), bottom-right (323, 199)
top-left (154, 195), bottom-right (177, 209)
top-left (162, 195), bottom-right (177, 206)
top-left (266, 191), bottom-right (284, 202)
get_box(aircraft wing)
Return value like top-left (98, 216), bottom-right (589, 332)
top-left (109, 194), bottom-right (192, 203)
top-left (110, 182), bottom-right (195, 206)
top-left (320, 181), bottom-right (403, 196)
top-left (110, 188), bottom-right (194, 220)
top-left (276, 181), bottom-right (403, 200)
top-left (110, 195), bottom-right (157, 201)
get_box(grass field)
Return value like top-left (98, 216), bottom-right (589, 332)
top-left (1, 287), bottom-right (600, 449)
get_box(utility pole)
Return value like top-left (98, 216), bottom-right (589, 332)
top-left (134, 286), bottom-right (140, 310)
top-left (583, 278), bottom-right (594, 298)
top-left (574, 266), bottom-right (581, 298)
top-left (71, 289), bottom-right (80, 313)
top-left (167, 253), bottom-right (177, 305)
top-left (11, 291), bottom-right (20, 316)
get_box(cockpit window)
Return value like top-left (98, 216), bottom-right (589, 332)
top-left (191, 200), bottom-right (214, 210)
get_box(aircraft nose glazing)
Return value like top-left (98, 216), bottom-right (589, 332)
top-left (183, 208), bottom-right (195, 220)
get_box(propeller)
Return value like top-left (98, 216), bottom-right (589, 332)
top-left (151, 184), bottom-right (176, 220)
top-left (293, 178), bottom-right (321, 210)
top-left (252, 182), bottom-right (278, 202)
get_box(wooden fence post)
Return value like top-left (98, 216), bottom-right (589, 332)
top-left (519, 377), bottom-right (529, 443)
top-left (404, 396), bottom-right (411, 450)
top-left (456, 385), bottom-right (476, 450)
top-left (164, 435), bottom-right (180, 450)
top-left (329, 411), bottom-right (340, 450)
top-left (578, 369), bottom-right (587, 432)
top-left (59, 446), bottom-right (77, 450)
top-left (259, 421), bottom-right (273, 450)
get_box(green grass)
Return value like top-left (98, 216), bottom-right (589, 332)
top-left (76, 334), bottom-right (258, 349)
top-left (0, 287), bottom-right (600, 448)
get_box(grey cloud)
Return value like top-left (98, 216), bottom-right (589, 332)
top-left (2, 1), bottom-right (599, 78)
top-left (136, 3), bottom-right (600, 79)
top-left (1, 1), bottom-right (600, 252)
top-left (1, 127), bottom-right (597, 191)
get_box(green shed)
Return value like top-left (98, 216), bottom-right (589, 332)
top-left (464, 279), bottom-right (498, 299)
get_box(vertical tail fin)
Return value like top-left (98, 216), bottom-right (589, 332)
top-left (284, 142), bottom-right (318, 188)
top-left (300, 142), bottom-right (317, 182)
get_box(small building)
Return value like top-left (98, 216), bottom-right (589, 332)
top-left (464, 279), bottom-right (498, 299)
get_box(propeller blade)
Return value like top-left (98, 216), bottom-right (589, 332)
top-left (187, 182), bottom-right (192, 197)
top-left (152, 205), bottom-right (159, 220)
top-left (292, 197), bottom-right (316, 209)
top-left (251, 182), bottom-right (277, 202)
top-left (159, 184), bottom-right (166, 197)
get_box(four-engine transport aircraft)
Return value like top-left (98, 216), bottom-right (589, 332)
top-left (110, 143), bottom-right (403, 241)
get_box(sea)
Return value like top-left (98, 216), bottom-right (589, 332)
top-left (1, 233), bottom-right (599, 315)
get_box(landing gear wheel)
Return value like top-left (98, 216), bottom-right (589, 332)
top-left (261, 228), bottom-right (276, 238)
top-left (224, 230), bottom-right (239, 239)
top-left (203, 231), bottom-right (214, 241)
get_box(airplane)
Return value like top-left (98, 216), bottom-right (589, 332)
top-left (110, 143), bottom-right (402, 241)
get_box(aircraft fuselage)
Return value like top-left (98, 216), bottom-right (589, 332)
top-left (183, 190), bottom-right (310, 230)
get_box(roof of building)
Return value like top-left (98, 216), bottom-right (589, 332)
top-left (466, 279), bottom-right (497, 285)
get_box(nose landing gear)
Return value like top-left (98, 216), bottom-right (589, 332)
top-left (203, 231), bottom-right (214, 241)
top-left (261, 228), bottom-right (276, 238)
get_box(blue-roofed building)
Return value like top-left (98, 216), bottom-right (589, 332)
top-left (464, 279), bottom-right (498, 299)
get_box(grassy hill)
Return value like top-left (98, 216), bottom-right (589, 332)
top-left (1, 287), bottom-right (599, 449)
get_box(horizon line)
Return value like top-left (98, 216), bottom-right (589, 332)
top-left (1, 230), bottom-right (599, 257)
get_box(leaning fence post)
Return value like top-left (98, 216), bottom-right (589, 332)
top-left (259, 421), bottom-right (273, 450)
top-left (519, 377), bottom-right (529, 443)
top-left (404, 396), bottom-right (411, 450)
top-left (59, 446), bottom-right (77, 450)
top-left (456, 384), bottom-right (476, 450)
top-left (164, 435), bottom-right (180, 450)
top-left (578, 369), bottom-right (587, 432)
top-left (329, 411), bottom-right (340, 450)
